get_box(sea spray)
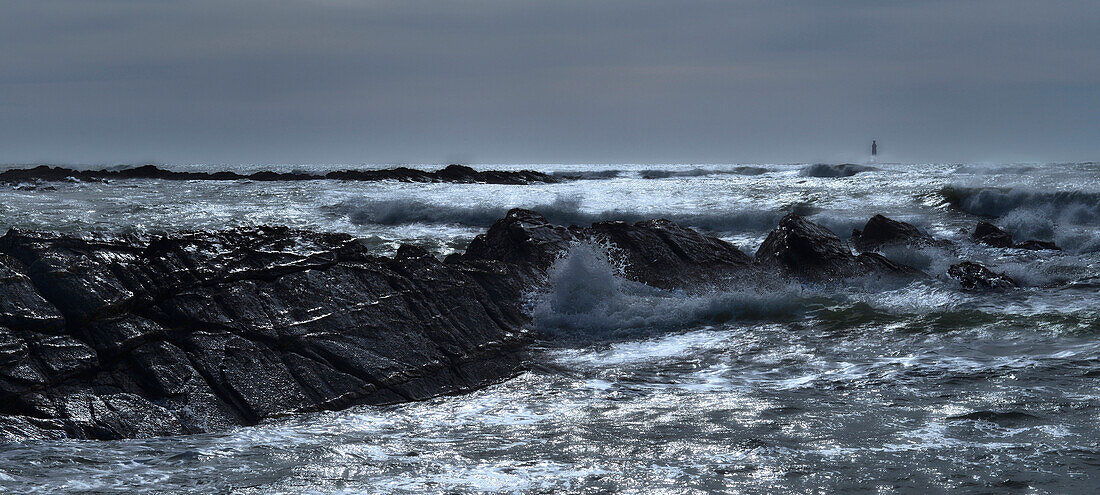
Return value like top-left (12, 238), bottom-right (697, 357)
top-left (528, 242), bottom-right (805, 339)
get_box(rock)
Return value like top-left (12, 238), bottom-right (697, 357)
top-left (0, 254), bottom-right (65, 333)
top-left (461, 209), bottom-right (754, 290)
top-left (0, 210), bottom-right (930, 441)
top-left (1015, 239), bottom-right (1061, 251)
top-left (972, 221), bottom-right (1014, 248)
top-left (588, 218), bottom-right (752, 289)
top-left (850, 215), bottom-right (939, 252)
top-left (0, 226), bottom-right (534, 440)
top-left (0, 165), bottom-right (561, 185)
top-left (948, 261), bottom-right (1018, 290)
top-left (462, 209), bottom-right (581, 278)
top-left (755, 213), bottom-right (921, 280)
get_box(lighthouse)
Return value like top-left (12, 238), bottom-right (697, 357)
top-left (872, 140), bottom-right (878, 156)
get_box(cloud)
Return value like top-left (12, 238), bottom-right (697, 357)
top-left (1, 0), bottom-right (1098, 164)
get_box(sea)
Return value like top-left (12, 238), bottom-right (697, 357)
top-left (1, 161), bottom-right (1098, 494)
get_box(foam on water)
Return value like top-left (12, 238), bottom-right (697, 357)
top-left (528, 242), bottom-right (805, 340)
top-left (2, 162), bottom-right (1100, 493)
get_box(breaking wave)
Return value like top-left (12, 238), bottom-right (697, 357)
top-left (528, 242), bottom-right (806, 339)
top-left (799, 163), bottom-right (877, 178)
top-left (637, 166), bottom-right (769, 179)
top-left (335, 196), bottom-right (785, 233)
top-left (939, 186), bottom-right (1100, 251)
top-left (939, 186), bottom-right (1100, 224)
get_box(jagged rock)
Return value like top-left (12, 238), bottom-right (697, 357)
top-left (0, 254), bottom-right (65, 333)
top-left (461, 209), bottom-right (753, 290)
top-left (948, 261), bottom-right (1018, 290)
top-left (0, 226), bottom-right (533, 440)
top-left (755, 213), bottom-right (920, 280)
top-left (0, 210), bottom-right (929, 441)
top-left (972, 221), bottom-right (1014, 248)
top-left (462, 209), bottom-right (582, 277)
top-left (1015, 239), bottom-right (1061, 251)
top-left (588, 219), bottom-right (752, 289)
top-left (850, 215), bottom-right (940, 252)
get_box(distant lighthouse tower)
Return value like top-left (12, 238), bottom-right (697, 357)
top-left (871, 140), bottom-right (878, 156)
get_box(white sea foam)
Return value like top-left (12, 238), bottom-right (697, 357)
top-left (528, 242), bottom-right (805, 339)
top-left (335, 195), bottom-right (784, 233)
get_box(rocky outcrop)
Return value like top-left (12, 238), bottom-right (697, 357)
top-left (0, 210), bottom-right (926, 441)
top-left (1014, 240), bottom-right (1061, 251)
top-left (755, 213), bottom-right (920, 281)
top-left (851, 215), bottom-right (943, 252)
top-left (948, 261), bottom-right (1018, 290)
top-left (459, 209), bottom-right (753, 290)
top-left (0, 227), bottom-right (532, 441)
top-left (0, 164), bottom-right (560, 185)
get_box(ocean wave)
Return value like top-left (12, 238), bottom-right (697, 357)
top-left (939, 186), bottom-right (1100, 223)
top-left (550, 170), bottom-right (624, 180)
top-left (528, 242), bottom-right (806, 339)
top-left (799, 163), bottom-right (877, 178)
top-left (637, 166), bottom-right (769, 179)
top-left (334, 196), bottom-right (785, 233)
top-left (939, 186), bottom-right (1100, 251)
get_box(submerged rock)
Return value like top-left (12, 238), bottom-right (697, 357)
top-left (948, 261), bottom-right (1019, 290)
top-left (1015, 239), bottom-right (1061, 251)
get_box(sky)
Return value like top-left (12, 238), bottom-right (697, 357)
top-left (2, 0), bottom-right (1098, 165)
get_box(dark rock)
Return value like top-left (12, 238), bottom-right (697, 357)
top-left (588, 218), bottom-right (752, 290)
top-left (0, 226), bottom-right (534, 440)
top-left (462, 209), bottom-right (754, 290)
top-left (0, 210), bottom-right (930, 441)
top-left (463, 209), bottom-right (581, 277)
top-left (850, 215), bottom-right (939, 252)
top-left (0, 253), bottom-right (65, 333)
top-left (755, 213), bottom-right (921, 280)
top-left (0, 165), bottom-right (561, 185)
top-left (972, 221), bottom-right (1014, 248)
top-left (1015, 239), bottom-right (1061, 251)
top-left (948, 261), bottom-right (1018, 290)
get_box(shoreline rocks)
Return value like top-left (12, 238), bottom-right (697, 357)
top-left (0, 210), bottom-right (963, 442)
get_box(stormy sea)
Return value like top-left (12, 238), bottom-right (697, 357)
top-left (1, 161), bottom-right (1098, 494)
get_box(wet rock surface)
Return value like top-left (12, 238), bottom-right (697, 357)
top-left (0, 164), bottom-right (560, 185)
top-left (851, 215), bottom-right (944, 252)
top-left (0, 210), bottom-right (928, 441)
top-left (948, 261), bottom-right (1019, 290)
top-left (755, 213), bottom-right (920, 281)
top-left (972, 221), bottom-right (1015, 248)
top-left (0, 227), bottom-right (533, 440)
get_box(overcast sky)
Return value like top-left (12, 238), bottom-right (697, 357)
top-left (2, 0), bottom-right (1098, 165)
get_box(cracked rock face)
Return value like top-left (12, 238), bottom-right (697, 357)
top-left (0, 227), bottom-right (531, 440)
top-left (0, 210), bottom-right (926, 441)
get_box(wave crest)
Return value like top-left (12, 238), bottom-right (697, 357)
top-left (334, 196), bottom-right (784, 233)
top-left (528, 242), bottom-right (805, 339)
